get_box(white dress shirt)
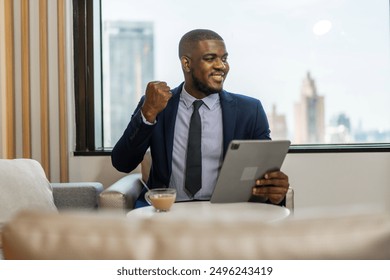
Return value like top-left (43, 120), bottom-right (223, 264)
top-left (170, 87), bottom-right (224, 201)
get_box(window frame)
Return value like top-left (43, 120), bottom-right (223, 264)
top-left (72, 0), bottom-right (390, 155)
top-left (73, 0), bottom-right (106, 155)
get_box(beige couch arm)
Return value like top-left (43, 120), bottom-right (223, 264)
top-left (99, 173), bottom-right (143, 210)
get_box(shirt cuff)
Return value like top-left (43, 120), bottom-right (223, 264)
top-left (140, 110), bottom-right (157, 125)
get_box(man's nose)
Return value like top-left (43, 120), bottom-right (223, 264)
top-left (214, 58), bottom-right (227, 69)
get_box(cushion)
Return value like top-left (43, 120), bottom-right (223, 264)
top-left (141, 150), bottom-right (151, 183)
top-left (0, 159), bottom-right (57, 230)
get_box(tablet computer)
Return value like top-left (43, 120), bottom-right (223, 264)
top-left (210, 139), bottom-right (290, 203)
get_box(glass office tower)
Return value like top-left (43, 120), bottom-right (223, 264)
top-left (294, 72), bottom-right (325, 144)
top-left (102, 21), bottom-right (154, 147)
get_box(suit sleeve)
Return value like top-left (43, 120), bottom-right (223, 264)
top-left (111, 98), bottom-right (154, 173)
top-left (254, 100), bottom-right (271, 140)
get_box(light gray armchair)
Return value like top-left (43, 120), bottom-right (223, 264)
top-left (0, 159), bottom-right (103, 260)
top-left (1, 181), bottom-right (102, 260)
top-left (0, 159), bottom-right (103, 217)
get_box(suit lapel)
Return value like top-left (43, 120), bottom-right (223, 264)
top-left (163, 85), bottom-right (182, 175)
top-left (220, 90), bottom-right (237, 156)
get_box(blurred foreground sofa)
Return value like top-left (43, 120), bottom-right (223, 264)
top-left (0, 158), bottom-right (103, 259)
top-left (2, 209), bottom-right (390, 260)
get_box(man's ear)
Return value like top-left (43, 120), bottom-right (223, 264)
top-left (180, 56), bottom-right (191, 73)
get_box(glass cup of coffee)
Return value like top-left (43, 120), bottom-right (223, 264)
top-left (144, 188), bottom-right (177, 212)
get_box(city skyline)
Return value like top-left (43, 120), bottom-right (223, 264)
top-left (102, 0), bottom-right (390, 132)
top-left (102, 19), bottom-right (390, 145)
top-left (101, 0), bottom-right (390, 145)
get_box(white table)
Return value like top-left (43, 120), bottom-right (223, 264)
top-left (127, 201), bottom-right (290, 223)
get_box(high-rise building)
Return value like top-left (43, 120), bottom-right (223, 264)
top-left (267, 104), bottom-right (288, 140)
top-left (326, 113), bottom-right (353, 143)
top-left (294, 72), bottom-right (325, 144)
top-left (102, 21), bottom-right (154, 147)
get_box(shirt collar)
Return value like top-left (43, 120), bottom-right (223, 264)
top-left (180, 84), bottom-right (220, 110)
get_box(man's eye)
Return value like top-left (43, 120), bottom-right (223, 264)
top-left (222, 57), bottom-right (228, 63)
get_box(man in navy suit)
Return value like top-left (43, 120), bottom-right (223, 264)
top-left (112, 29), bottom-right (289, 208)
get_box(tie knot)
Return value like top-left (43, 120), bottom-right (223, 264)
top-left (193, 100), bottom-right (203, 111)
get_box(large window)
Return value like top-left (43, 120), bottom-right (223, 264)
top-left (74, 0), bottom-right (390, 153)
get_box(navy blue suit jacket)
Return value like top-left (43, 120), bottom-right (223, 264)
top-left (111, 83), bottom-right (271, 195)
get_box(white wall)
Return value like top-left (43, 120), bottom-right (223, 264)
top-left (68, 154), bottom-right (139, 189)
top-left (284, 152), bottom-right (390, 214)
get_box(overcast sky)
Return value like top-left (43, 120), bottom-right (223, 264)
top-left (102, 0), bottom-right (390, 133)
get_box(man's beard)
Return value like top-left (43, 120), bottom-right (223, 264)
top-left (192, 72), bottom-right (222, 96)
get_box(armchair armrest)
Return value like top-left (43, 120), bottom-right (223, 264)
top-left (98, 173), bottom-right (294, 212)
top-left (286, 187), bottom-right (294, 212)
top-left (99, 173), bottom-right (143, 210)
top-left (51, 182), bottom-right (103, 210)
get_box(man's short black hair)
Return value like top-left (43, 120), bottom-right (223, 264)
top-left (178, 29), bottom-right (224, 58)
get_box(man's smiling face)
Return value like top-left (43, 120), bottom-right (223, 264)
top-left (185, 39), bottom-right (229, 97)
